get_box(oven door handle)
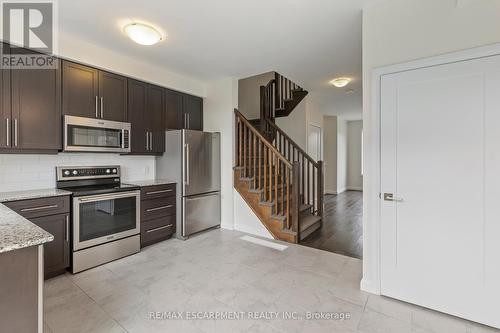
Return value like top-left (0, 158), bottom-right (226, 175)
top-left (77, 191), bottom-right (139, 202)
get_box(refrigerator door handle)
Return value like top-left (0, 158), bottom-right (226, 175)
top-left (184, 143), bottom-right (190, 185)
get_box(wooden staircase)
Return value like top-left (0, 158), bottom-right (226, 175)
top-left (234, 73), bottom-right (323, 244)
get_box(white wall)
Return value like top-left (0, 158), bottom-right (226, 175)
top-left (203, 77), bottom-right (238, 230)
top-left (337, 118), bottom-right (348, 193)
top-left (0, 154), bottom-right (154, 192)
top-left (233, 192), bottom-right (273, 239)
top-left (323, 116), bottom-right (338, 194)
top-left (58, 31), bottom-right (206, 97)
top-left (362, 0), bottom-right (500, 293)
top-left (275, 101), bottom-right (308, 151)
top-left (347, 120), bottom-right (363, 191)
top-left (238, 72), bottom-right (275, 119)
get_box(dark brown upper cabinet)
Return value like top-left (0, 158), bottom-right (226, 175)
top-left (147, 84), bottom-right (165, 153)
top-left (0, 43), bottom-right (10, 149)
top-left (128, 80), bottom-right (148, 154)
top-left (98, 71), bottom-right (128, 121)
top-left (164, 89), bottom-right (203, 131)
top-left (165, 89), bottom-right (183, 130)
top-left (127, 80), bottom-right (164, 155)
top-left (62, 60), bottom-right (127, 122)
top-left (184, 94), bottom-right (203, 131)
top-left (1, 44), bottom-right (61, 152)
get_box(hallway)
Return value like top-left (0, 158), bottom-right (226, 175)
top-left (301, 191), bottom-right (363, 259)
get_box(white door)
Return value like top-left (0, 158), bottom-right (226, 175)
top-left (308, 124), bottom-right (321, 161)
top-left (380, 55), bottom-right (500, 328)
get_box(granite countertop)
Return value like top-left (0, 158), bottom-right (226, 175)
top-left (125, 179), bottom-right (177, 187)
top-left (0, 188), bottom-right (72, 203)
top-left (0, 203), bottom-right (54, 254)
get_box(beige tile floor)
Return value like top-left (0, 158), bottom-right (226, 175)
top-left (43, 229), bottom-right (499, 333)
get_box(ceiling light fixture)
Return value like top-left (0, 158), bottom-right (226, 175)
top-left (330, 77), bottom-right (351, 88)
top-left (124, 23), bottom-right (163, 45)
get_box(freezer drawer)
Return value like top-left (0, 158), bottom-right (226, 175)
top-left (182, 192), bottom-right (221, 237)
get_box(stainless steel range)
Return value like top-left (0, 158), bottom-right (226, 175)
top-left (56, 166), bottom-right (140, 273)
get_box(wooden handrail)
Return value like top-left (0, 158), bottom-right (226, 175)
top-left (235, 109), bottom-right (292, 168)
top-left (264, 118), bottom-right (318, 167)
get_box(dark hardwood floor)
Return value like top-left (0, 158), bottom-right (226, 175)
top-left (301, 191), bottom-right (363, 259)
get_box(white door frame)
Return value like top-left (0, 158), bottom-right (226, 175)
top-left (361, 42), bottom-right (500, 295)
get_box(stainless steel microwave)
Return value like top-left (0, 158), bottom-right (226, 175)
top-left (64, 115), bottom-right (131, 153)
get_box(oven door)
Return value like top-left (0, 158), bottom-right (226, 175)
top-left (73, 191), bottom-right (140, 251)
top-left (64, 115), bottom-right (131, 153)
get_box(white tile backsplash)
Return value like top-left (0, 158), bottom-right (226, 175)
top-left (0, 153), bottom-right (156, 192)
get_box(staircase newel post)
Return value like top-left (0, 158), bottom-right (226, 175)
top-left (259, 86), bottom-right (267, 134)
top-left (317, 161), bottom-right (324, 225)
top-left (292, 161), bottom-right (300, 243)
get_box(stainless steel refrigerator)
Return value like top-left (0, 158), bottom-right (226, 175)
top-left (156, 130), bottom-right (221, 239)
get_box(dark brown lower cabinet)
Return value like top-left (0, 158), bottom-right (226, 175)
top-left (139, 183), bottom-right (176, 247)
top-left (30, 214), bottom-right (70, 278)
top-left (4, 195), bottom-right (70, 279)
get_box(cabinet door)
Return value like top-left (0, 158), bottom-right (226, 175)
top-left (99, 71), bottom-right (127, 121)
top-left (165, 89), bottom-right (183, 130)
top-left (184, 95), bottom-right (203, 130)
top-left (11, 59), bottom-right (62, 150)
top-left (30, 214), bottom-right (70, 279)
top-left (128, 79), bottom-right (148, 154)
top-left (147, 84), bottom-right (165, 153)
top-left (0, 43), bottom-right (10, 149)
top-left (62, 61), bottom-right (99, 119)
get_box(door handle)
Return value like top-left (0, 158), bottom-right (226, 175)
top-left (14, 118), bottom-right (18, 147)
top-left (187, 114), bottom-right (190, 129)
top-left (383, 193), bottom-right (403, 202)
top-left (65, 215), bottom-right (70, 242)
top-left (20, 204), bottom-right (58, 212)
top-left (184, 113), bottom-right (188, 129)
top-left (100, 97), bottom-right (104, 119)
top-left (5, 118), bottom-right (9, 147)
top-left (146, 131), bottom-right (149, 151)
top-left (146, 205), bottom-right (173, 212)
top-left (185, 143), bottom-right (190, 185)
top-left (95, 96), bottom-right (99, 118)
top-left (146, 224), bottom-right (173, 233)
top-left (150, 132), bottom-right (153, 151)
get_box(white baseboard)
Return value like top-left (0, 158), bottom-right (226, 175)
top-left (360, 278), bottom-right (380, 295)
top-left (324, 189), bottom-right (337, 195)
top-left (347, 186), bottom-right (363, 191)
top-left (337, 187), bottom-right (347, 194)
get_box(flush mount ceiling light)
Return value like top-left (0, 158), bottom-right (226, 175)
top-left (330, 77), bottom-right (351, 88)
top-left (124, 23), bottom-right (163, 45)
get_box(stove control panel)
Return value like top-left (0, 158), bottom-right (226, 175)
top-left (56, 166), bottom-right (120, 180)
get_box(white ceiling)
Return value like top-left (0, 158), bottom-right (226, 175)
top-left (59, 0), bottom-right (377, 118)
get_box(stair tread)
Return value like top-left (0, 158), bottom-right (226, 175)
top-left (299, 204), bottom-right (313, 212)
top-left (300, 214), bottom-right (321, 232)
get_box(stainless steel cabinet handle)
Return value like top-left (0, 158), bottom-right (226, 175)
top-left (150, 132), bottom-right (153, 151)
top-left (100, 97), bottom-right (104, 119)
top-left (14, 118), bottom-right (18, 147)
top-left (20, 204), bottom-right (58, 212)
top-left (187, 114), bottom-right (190, 129)
top-left (146, 189), bottom-right (173, 195)
top-left (146, 224), bottom-right (173, 233)
top-left (146, 131), bottom-right (149, 151)
top-left (383, 193), bottom-right (403, 202)
top-left (65, 215), bottom-right (70, 242)
top-left (146, 205), bottom-right (173, 212)
top-left (78, 191), bottom-right (139, 202)
top-left (5, 118), bottom-right (9, 147)
top-left (95, 96), bottom-right (99, 118)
